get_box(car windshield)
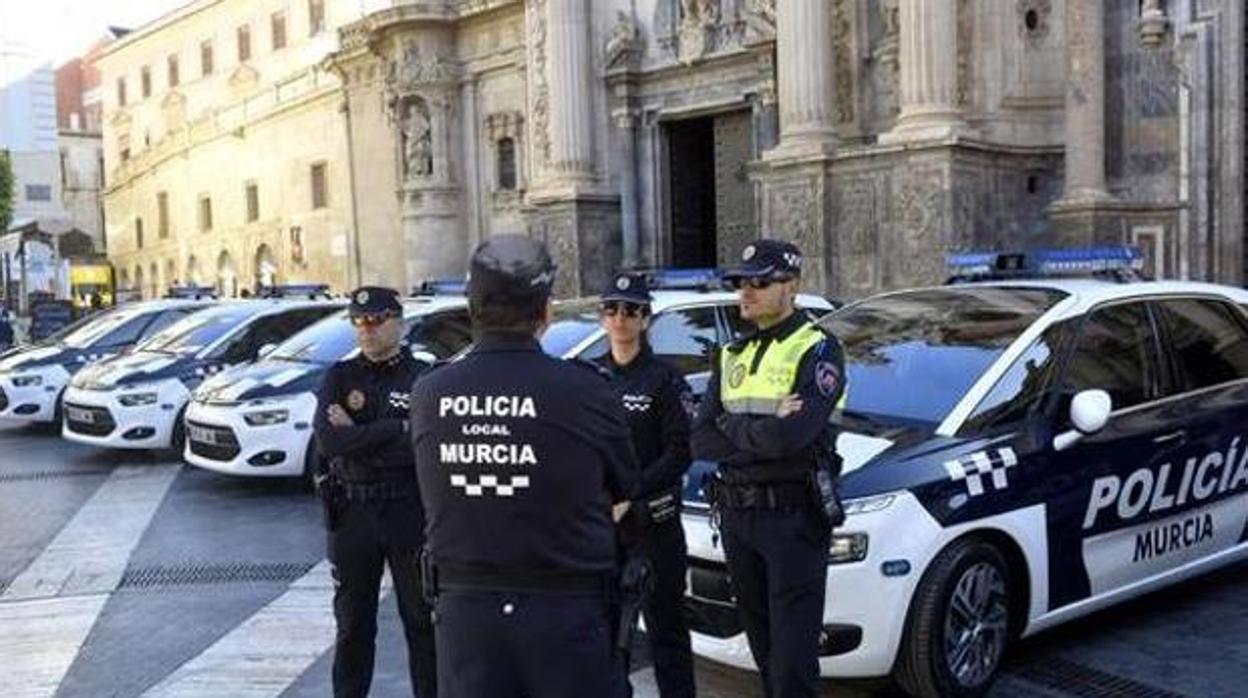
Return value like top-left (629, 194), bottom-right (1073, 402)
top-left (137, 304), bottom-right (263, 356)
top-left (820, 287), bottom-right (1066, 427)
top-left (269, 313), bottom-right (355, 364)
top-left (57, 308), bottom-right (143, 349)
top-left (540, 299), bottom-right (602, 356)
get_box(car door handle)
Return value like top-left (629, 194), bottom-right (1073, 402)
top-left (1152, 430), bottom-right (1186, 445)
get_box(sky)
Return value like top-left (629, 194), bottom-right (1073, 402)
top-left (0, 0), bottom-right (192, 67)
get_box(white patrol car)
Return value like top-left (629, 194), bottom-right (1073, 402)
top-left (183, 294), bottom-right (471, 480)
top-left (0, 300), bottom-right (213, 424)
top-left (539, 269), bottom-right (834, 386)
top-left (681, 248), bottom-right (1248, 697)
top-left (62, 299), bottom-right (342, 451)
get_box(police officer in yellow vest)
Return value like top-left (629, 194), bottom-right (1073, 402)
top-left (691, 239), bottom-right (846, 698)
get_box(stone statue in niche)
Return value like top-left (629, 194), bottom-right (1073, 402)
top-left (402, 100), bottom-right (433, 178)
top-left (605, 10), bottom-right (643, 69)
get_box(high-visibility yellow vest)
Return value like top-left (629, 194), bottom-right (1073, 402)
top-left (720, 321), bottom-right (846, 415)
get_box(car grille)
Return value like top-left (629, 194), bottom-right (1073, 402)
top-left (683, 560), bottom-right (742, 638)
top-left (0, 387), bottom-right (8, 412)
top-left (186, 420), bottom-right (241, 461)
top-left (63, 403), bottom-right (116, 436)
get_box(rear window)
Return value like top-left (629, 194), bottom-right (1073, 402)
top-left (1157, 298), bottom-right (1248, 393)
top-left (821, 287), bottom-right (1066, 426)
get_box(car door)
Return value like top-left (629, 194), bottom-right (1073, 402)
top-left (1147, 297), bottom-right (1248, 563)
top-left (1041, 300), bottom-right (1185, 608)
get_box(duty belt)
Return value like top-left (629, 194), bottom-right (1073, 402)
top-left (424, 561), bottom-right (611, 598)
top-left (340, 480), bottom-right (417, 501)
top-left (711, 480), bottom-right (810, 510)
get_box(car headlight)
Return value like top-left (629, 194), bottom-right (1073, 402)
top-left (12, 375), bottom-right (42, 387)
top-left (829, 532), bottom-right (869, 564)
top-left (244, 409), bottom-right (289, 426)
top-left (118, 392), bottom-right (159, 407)
top-left (842, 493), bottom-right (897, 516)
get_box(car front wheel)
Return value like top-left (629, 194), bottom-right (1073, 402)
top-left (894, 538), bottom-right (1012, 698)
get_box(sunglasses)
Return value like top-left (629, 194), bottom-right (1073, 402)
top-left (600, 301), bottom-right (647, 318)
top-left (350, 313), bottom-right (397, 327)
top-left (728, 275), bottom-right (793, 291)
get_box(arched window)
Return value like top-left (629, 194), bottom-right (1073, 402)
top-left (497, 137), bottom-right (517, 191)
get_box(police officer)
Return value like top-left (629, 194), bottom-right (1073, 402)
top-left (314, 286), bottom-right (437, 698)
top-left (691, 240), bottom-right (846, 698)
top-left (595, 272), bottom-right (696, 698)
top-left (411, 235), bottom-right (639, 698)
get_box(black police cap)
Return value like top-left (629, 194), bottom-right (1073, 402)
top-left (467, 234), bottom-right (557, 305)
top-left (348, 286), bottom-right (402, 316)
top-left (721, 239), bottom-right (804, 281)
top-left (600, 272), bottom-right (652, 305)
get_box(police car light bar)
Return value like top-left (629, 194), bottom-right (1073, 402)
top-left (946, 245), bottom-right (1144, 283)
top-left (166, 285), bottom-right (217, 299)
top-left (629, 268), bottom-right (723, 291)
top-left (412, 279), bottom-right (467, 296)
top-left (261, 283), bottom-right (332, 299)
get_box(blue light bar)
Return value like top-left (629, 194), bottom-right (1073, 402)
top-left (412, 279), bottom-right (467, 296)
top-left (644, 268), bottom-right (721, 290)
top-left (262, 283), bottom-right (331, 298)
top-left (166, 285), bottom-right (217, 299)
top-left (946, 245), bottom-right (1143, 281)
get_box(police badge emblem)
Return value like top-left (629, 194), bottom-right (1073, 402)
top-left (742, 245), bottom-right (756, 261)
top-left (616, 276), bottom-right (630, 291)
top-left (728, 362), bottom-right (747, 389)
top-left (347, 389), bottom-right (366, 411)
top-left (355, 289), bottom-right (369, 304)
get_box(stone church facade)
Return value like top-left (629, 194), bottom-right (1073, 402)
top-left (100, 0), bottom-right (1245, 300)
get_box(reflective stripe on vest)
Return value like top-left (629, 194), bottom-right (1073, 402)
top-left (720, 322), bottom-right (827, 416)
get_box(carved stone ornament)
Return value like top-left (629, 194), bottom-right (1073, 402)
top-left (1017, 0), bottom-right (1053, 48)
top-left (527, 0), bottom-right (552, 166)
top-left (1138, 0), bottom-right (1169, 48)
top-left (605, 10), bottom-right (644, 70)
top-left (742, 0), bottom-right (776, 41)
top-left (401, 99), bottom-right (434, 179)
top-left (387, 42), bottom-right (456, 94)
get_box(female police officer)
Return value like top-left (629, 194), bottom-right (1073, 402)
top-left (596, 272), bottom-right (696, 698)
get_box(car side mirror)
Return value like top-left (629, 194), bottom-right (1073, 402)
top-left (258, 343), bottom-right (278, 358)
top-left (1053, 389), bottom-right (1113, 452)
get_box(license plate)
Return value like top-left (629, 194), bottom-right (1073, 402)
top-left (187, 425), bottom-right (217, 444)
top-left (66, 407), bottom-right (94, 424)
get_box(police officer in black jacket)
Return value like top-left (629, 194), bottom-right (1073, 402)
top-left (314, 286), bottom-right (437, 698)
top-left (692, 240), bottom-right (845, 698)
top-left (596, 272), bottom-right (696, 698)
top-left (411, 235), bottom-right (639, 698)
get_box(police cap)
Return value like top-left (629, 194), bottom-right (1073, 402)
top-left (600, 272), bottom-right (652, 305)
top-left (722, 239), bottom-right (803, 282)
top-left (348, 286), bottom-right (402, 317)
top-left (467, 234), bottom-right (557, 306)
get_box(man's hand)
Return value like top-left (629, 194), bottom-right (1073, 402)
top-left (776, 393), bottom-right (803, 418)
top-left (327, 404), bottom-right (354, 427)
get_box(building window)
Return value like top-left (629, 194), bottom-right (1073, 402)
top-left (199, 195), bottom-right (213, 232)
top-left (116, 77), bottom-right (127, 106)
top-left (118, 133), bottom-right (131, 162)
top-left (157, 192), bottom-right (170, 238)
top-left (497, 138), bottom-right (517, 191)
top-left (24, 184), bottom-right (51, 202)
top-left (237, 25), bottom-right (252, 62)
top-left (201, 40), bottom-right (214, 76)
top-left (141, 66), bottom-right (152, 98)
top-left (167, 54), bottom-right (180, 88)
top-left (308, 0), bottom-right (325, 35)
top-left (135, 217), bottom-right (145, 249)
top-left (271, 12), bottom-right (287, 50)
top-left (245, 182), bottom-right (260, 222)
top-left (310, 162), bottom-right (328, 209)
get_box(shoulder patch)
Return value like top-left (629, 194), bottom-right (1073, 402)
top-left (814, 360), bottom-right (841, 399)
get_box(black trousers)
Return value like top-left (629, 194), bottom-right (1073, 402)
top-left (720, 505), bottom-right (830, 698)
top-left (327, 494), bottom-right (437, 698)
top-left (615, 519), bottom-right (696, 698)
top-left (434, 590), bottom-right (613, 698)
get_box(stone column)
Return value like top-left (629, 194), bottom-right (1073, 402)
top-left (769, 0), bottom-right (837, 157)
top-left (880, 0), bottom-right (967, 143)
top-left (614, 110), bottom-right (640, 267)
top-left (1057, 0), bottom-right (1112, 203)
top-left (545, 0), bottom-right (594, 183)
